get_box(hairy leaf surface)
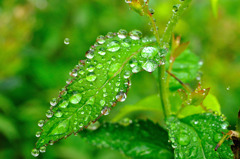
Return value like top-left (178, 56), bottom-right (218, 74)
top-left (80, 120), bottom-right (174, 159)
top-left (167, 113), bottom-right (233, 159)
top-left (34, 30), bottom-right (162, 150)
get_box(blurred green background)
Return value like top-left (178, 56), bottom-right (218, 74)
top-left (0, 0), bottom-right (239, 158)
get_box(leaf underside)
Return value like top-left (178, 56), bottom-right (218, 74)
top-left (35, 30), bottom-right (163, 149)
top-left (167, 113), bottom-right (233, 159)
top-left (80, 120), bottom-right (174, 159)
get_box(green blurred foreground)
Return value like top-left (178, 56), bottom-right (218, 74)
top-left (0, 0), bottom-right (239, 158)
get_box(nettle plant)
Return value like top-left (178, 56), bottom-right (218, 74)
top-left (32, 0), bottom-right (240, 158)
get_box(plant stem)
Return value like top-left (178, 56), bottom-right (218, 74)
top-left (161, 0), bottom-right (192, 46)
top-left (147, 12), bottom-right (170, 118)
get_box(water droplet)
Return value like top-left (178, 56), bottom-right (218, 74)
top-left (87, 65), bottom-right (95, 72)
top-left (50, 98), bottom-right (57, 106)
top-left (141, 46), bottom-right (158, 59)
top-left (124, 71), bottom-right (131, 79)
top-left (46, 110), bottom-right (53, 118)
top-left (172, 4), bottom-right (180, 13)
top-left (87, 121), bottom-right (100, 130)
top-left (149, 8), bottom-right (155, 15)
top-left (125, 0), bottom-right (132, 3)
top-left (119, 118), bottom-right (132, 126)
top-left (226, 86), bottom-right (230, 90)
top-left (221, 121), bottom-right (229, 129)
top-left (107, 40), bottom-right (120, 52)
top-left (106, 32), bottom-right (114, 38)
top-left (78, 69), bottom-right (85, 75)
top-left (59, 100), bottom-right (69, 108)
top-left (108, 63), bottom-right (121, 76)
top-left (178, 133), bottom-right (190, 146)
top-left (86, 97), bottom-right (95, 105)
top-left (132, 65), bottom-right (141, 73)
top-left (96, 63), bottom-right (103, 69)
top-left (129, 58), bottom-right (138, 68)
top-left (98, 47), bottom-right (106, 56)
top-left (86, 50), bottom-right (94, 59)
top-left (121, 38), bottom-right (131, 47)
top-left (101, 106), bottom-right (110, 115)
top-left (117, 29), bottom-right (128, 39)
top-left (142, 60), bottom-right (157, 72)
top-left (38, 120), bottom-right (44, 127)
top-left (86, 72), bottom-right (97, 82)
top-left (36, 131), bottom-right (41, 137)
top-left (49, 140), bottom-right (54, 145)
top-left (116, 91), bottom-right (127, 102)
top-left (100, 99), bottom-right (105, 106)
top-left (96, 35), bottom-right (105, 44)
top-left (64, 38), bottom-right (70, 45)
top-left (39, 146), bottom-right (46, 153)
top-left (129, 30), bottom-right (142, 40)
top-left (31, 148), bottom-right (39, 157)
top-left (54, 110), bottom-right (63, 117)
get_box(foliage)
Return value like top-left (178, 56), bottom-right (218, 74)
top-left (0, 0), bottom-right (239, 159)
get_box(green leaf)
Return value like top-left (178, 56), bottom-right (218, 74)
top-left (211, 0), bottom-right (218, 18)
top-left (80, 120), bottom-right (174, 159)
top-left (34, 30), bottom-right (163, 151)
top-left (153, 49), bottom-right (200, 90)
top-left (177, 93), bottom-right (221, 118)
top-left (111, 94), bottom-right (164, 125)
top-left (166, 113), bottom-right (234, 158)
top-left (166, 49), bottom-right (201, 90)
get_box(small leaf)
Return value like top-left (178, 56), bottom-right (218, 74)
top-left (177, 93), bottom-right (221, 118)
top-left (80, 120), bottom-right (174, 159)
top-left (166, 113), bottom-right (234, 158)
top-left (33, 30), bottom-right (163, 151)
top-left (166, 49), bottom-right (201, 90)
top-left (111, 94), bottom-right (164, 124)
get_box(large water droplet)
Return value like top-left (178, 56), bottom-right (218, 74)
top-left (121, 38), bottom-right (131, 47)
top-left (70, 93), bottom-right (82, 104)
top-left (54, 109), bottom-right (63, 117)
top-left (129, 30), bottom-right (142, 40)
top-left (98, 47), bottom-right (106, 55)
top-left (39, 146), bottom-right (46, 153)
top-left (125, 0), bottom-right (132, 3)
top-left (87, 65), bottom-right (95, 72)
top-left (96, 35), bottom-right (105, 44)
top-left (124, 70), bottom-right (131, 79)
top-left (38, 120), bottom-right (44, 127)
top-left (46, 110), bottom-right (53, 118)
top-left (96, 63), bottom-right (103, 69)
top-left (117, 29), bottom-right (128, 39)
top-left (141, 46), bottom-right (158, 59)
top-left (106, 32), bottom-right (114, 38)
top-left (86, 50), bottom-right (94, 59)
top-left (59, 100), bottom-right (69, 108)
top-left (172, 4), bottom-right (180, 13)
top-left (36, 131), bottom-right (41, 137)
top-left (100, 99), bottom-right (106, 106)
top-left (132, 65), bottom-right (141, 73)
top-left (86, 72), bottom-right (97, 82)
top-left (116, 91), bottom-right (127, 102)
top-left (64, 38), bottom-right (70, 45)
top-left (108, 63), bottom-right (122, 77)
top-left (107, 40), bottom-right (120, 52)
top-left (87, 121), bottom-right (100, 130)
top-left (31, 148), bottom-right (39, 157)
top-left (50, 98), bottom-right (57, 106)
top-left (142, 60), bottom-right (157, 72)
top-left (101, 106), bottom-right (110, 115)
top-left (221, 121), bottom-right (229, 129)
top-left (178, 133), bottom-right (190, 146)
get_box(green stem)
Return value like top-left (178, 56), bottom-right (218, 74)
top-left (147, 11), bottom-right (170, 118)
top-left (161, 0), bottom-right (192, 46)
top-left (158, 65), bottom-right (171, 117)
